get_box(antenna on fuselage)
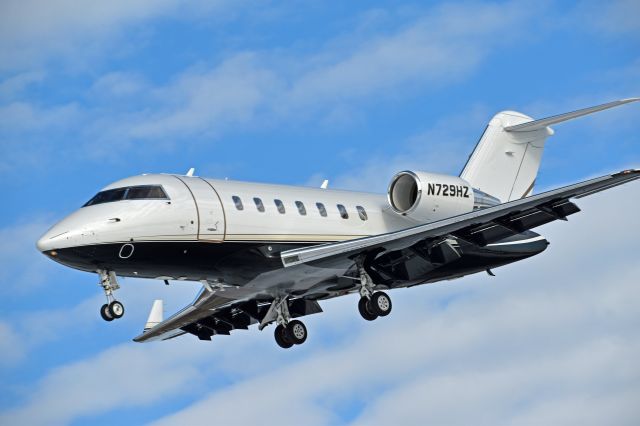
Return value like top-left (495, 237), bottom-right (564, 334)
top-left (186, 168), bottom-right (195, 177)
top-left (321, 179), bottom-right (329, 189)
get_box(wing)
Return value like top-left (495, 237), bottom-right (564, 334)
top-left (133, 287), bottom-right (322, 342)
top-left (280, 169), bottom-right (639, 267)
top-left (136, 169), bottom-right (638, 343)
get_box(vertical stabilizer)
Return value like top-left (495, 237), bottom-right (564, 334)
top-left (460, 98), bottom-right (639, 202)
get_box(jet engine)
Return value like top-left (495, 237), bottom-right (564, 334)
top-left (387, 171), bottom-right (475, 223)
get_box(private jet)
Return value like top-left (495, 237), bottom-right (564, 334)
top-left (37, 98), bottom-right (639, 348)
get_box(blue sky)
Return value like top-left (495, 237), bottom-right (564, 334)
top-left (1, 1), bottom-right (639, 425)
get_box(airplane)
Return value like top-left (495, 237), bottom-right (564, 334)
top-left (37, 98), bottom-right (640, 348)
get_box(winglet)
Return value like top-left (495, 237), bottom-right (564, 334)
top-left (321, 179), bottom-right (329, 189)
top-left (144, 300), bottom-right (164, 331)
top-left (186, 168), bottom-right (195, 177)
top-left (504, 98), bottom-right (640, 132)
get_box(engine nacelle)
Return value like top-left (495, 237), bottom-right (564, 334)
top-left (387, 171), bottom-right (475, 223)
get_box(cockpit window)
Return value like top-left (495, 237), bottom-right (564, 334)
top-left (126, 185), bottom-right (167, 200)
top-left (83, 185), bottom-right (168, 207)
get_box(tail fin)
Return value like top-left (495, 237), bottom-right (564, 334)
top-left (460, 98), bottom-right (639, 202)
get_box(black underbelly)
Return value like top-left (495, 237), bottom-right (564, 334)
top-left (48, 241), bottom-right (312, 284)
top-left (46, 232), bottom-right (548, 288)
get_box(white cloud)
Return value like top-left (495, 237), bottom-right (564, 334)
top-left (0, 101), bottom-right (79, 133)
top-left (576, 0), bottom-right (640, 37)
top-left (0, 70), bottom-right (45, 99)
top-left (79, 1), bottom-right (542, 147)
top-left (0, 321), bottom-right (26, 367)
top-left (90, 72), bottom-right (147, 98)
top-left (127, 54), bottom-right (283, 140)
top-left (0, 0), bottom-right (236, 71)
top-left (0, 341), bottom-right (213, 426)
top-left (286, 2), bottom-right (536, 107)
top-left (0, 219), bottom-right (62, 295)
top-left (330, 105), bottom-right (490, 191)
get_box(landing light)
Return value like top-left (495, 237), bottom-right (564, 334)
top-left (50, 251), bottom-right (57, 257)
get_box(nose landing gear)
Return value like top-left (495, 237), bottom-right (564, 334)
top-left (98, 270), bottom-right (125, 322)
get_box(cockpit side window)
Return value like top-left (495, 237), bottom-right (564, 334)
top-left (83, 185), bottom-right (168, 207)
top-left (126, 185), bottom-right (167, 200)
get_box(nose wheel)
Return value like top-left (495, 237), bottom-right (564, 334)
top-left (98, 270), bottom-right (125, 322)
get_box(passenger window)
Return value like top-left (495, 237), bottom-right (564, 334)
top-left (337, 204), bottom-right (349, 219)
top-left (232, 196), bottom-right (244, 211)
top-left (274, 199), bottom-right (286, 214)
top-left (316, 202), bottom-right (327, 217)
top-left (254, 197), bottom-right (265, 212)
top-left (356, 206), bottom-right (368, 221)
top-left (295, 201), bottom-right (307, 216)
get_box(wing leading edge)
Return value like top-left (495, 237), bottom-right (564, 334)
top-left (280, 169), bottom-right (639, 268)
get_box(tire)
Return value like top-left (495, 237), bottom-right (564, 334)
top-left (100, 304), bottom-right (114, 322)
top-left (358, 297), bottom-right (378, 321)
top-left (108, 301), bottom-right (125, 319)
top-left (274, 324), bottom-right (293, 349)
top-left (370, 292), bottom-right (392, 317)
top-left (286, 320), bottom-right (307, 345)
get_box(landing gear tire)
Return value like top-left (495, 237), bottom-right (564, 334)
top-left (108, 301), bottom-right (125, 319)
top-left (287, 320), bottom-right (308, 345)
top-left (370, 292), bottom-right (392, 317)
top-left (100, 304), bottom-right (114, 322)
top-left (358, 297), bottom-right (378, 321)
top-left (274, 324), bottom-right (294, 349)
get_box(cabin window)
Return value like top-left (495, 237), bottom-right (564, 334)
top-left (274, 199), bottom-right (286, 214)
top-left (83, 185), bottom-right (168, 207)
top-left (295, 201), bottom-right (307, 216)
top-left (254, 197), bottom-right (265, 212)
top-left (316, 202), bottom-right (327, 217)
top-left (232, 196), bottom-right (244, 211)
top-left (356, 206), bottom-right (368, 221)
top-left (337, 204), bottom-right (349, 219)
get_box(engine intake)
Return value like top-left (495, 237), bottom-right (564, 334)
top-left (387, 171), bottom-right (475, 222)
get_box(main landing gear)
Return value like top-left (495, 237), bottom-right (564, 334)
top-left (274, 320), bottom-right (308, 349)
top-left (357, 264), bottom-right (392, 321)
top-left (261, 297), bottom-right (309, 349)
top-left (98, 270), bottom-right (125, 322)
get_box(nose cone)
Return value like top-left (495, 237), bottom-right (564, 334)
top-left (36, 227), bottom-right (68, 253)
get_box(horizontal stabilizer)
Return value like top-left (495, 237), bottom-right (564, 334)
top-left (144, 299), bottom-right (164, 331)
top-left (504, 98), bottom-right (639, 132)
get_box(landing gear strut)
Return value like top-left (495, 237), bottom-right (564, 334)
top-left (98, 270), bottom-right (125, 321)
top-left (357, 262), bottom-right (392, 321)
top-left (262, 297), bottom-right (309, 349)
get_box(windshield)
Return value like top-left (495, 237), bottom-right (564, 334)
top-left (83, 185), bottom-right (168, 207)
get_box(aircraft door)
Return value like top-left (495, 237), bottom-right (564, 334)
top-left (180, 177), bottom-right (226, 241)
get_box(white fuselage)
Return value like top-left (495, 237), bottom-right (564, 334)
top-left (37, 173), bottom-right (420, 252)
